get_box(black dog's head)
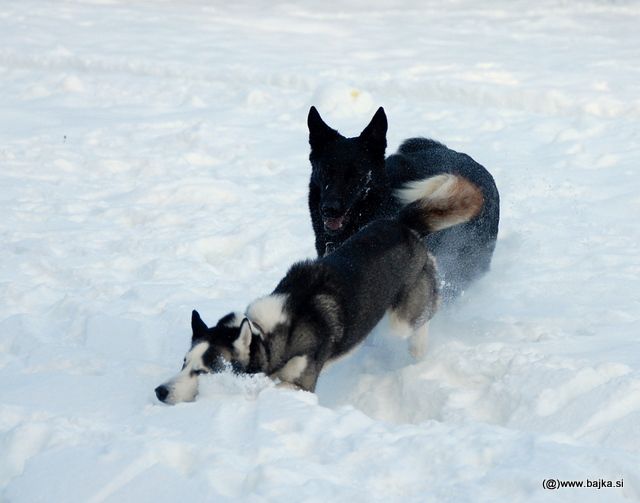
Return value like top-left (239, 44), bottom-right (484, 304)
top-left (308, 106), bottom-right (387, 238)
top-left (154, 310), bottom-right (257, 405)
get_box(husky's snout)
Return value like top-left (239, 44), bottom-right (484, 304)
top-left (155, 385), bottom-right (169, 402)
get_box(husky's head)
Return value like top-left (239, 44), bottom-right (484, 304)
top-left (154, 310), bottom-right (255, 405)
top-left (308, 106), bottom-right (387, 238)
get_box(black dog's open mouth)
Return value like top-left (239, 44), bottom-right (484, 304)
top-left (323, 205), bottom-right (354, 233)
top-left (323, 215), bottom-right (346, 232)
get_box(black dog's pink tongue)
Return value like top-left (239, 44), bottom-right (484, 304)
top-left (324, 216), bottom-right (344, 231)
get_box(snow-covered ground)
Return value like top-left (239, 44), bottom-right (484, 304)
top-left (1, 0), bottom-right (640, 501)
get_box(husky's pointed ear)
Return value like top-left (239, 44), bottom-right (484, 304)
top-left (359, 107), bottom-right (387, 156)
top-left (191, 310), bottom-right (208, 340)
top-left (308, 106), bottom-right (340, 151)
top-left (234, 319), bottom-right (253, 364)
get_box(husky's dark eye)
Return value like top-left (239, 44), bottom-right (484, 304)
top-left (190, 369), bottom-right (207, 377)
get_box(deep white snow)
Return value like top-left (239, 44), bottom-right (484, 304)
top-left (1, 1), bottom-right (639, 501)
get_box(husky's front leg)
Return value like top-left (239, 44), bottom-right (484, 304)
top-left (275, 355), bottom-right (308, 385)
top-left (275, 355), bottom-right (323, 392)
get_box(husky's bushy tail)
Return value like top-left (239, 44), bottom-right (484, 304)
top-left (396, 174), bottom-right (484, 236)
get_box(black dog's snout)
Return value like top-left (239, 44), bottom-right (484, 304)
top-left (321, 200), bottom-right (343, 217)
top-left (155, 385), bottom-right (169, 402)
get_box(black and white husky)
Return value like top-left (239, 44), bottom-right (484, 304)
top-left (155, 174), bottom-right (483, 404)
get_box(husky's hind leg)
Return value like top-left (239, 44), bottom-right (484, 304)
top-left (409, 322), bottom-right (429, 360)
top-left (390, 257), bottom-right (439, 358)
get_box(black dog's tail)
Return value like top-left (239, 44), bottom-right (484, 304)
top-left (396, 174), bottom-right (484, 236)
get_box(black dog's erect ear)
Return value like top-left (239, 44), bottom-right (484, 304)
top-left (308, 106), bottom-right (340, 151)
top-left (359, 107), bottom-right (387, 156)
top-left (191, 310), bottom-right (208, 340)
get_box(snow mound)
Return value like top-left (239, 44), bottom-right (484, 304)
top-left (311, 82), bottom-right (376, 118)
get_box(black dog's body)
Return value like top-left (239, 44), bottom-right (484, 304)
top-left (155, 173), bottom-right (483, 403)
top-left (308, 107), bottom-right (500, 300)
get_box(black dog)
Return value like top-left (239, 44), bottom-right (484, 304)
top-left (307, 106), bottom-right (499, 301)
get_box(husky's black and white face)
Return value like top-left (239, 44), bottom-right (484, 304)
top-left (154, 310), bottom-right (253, 405)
